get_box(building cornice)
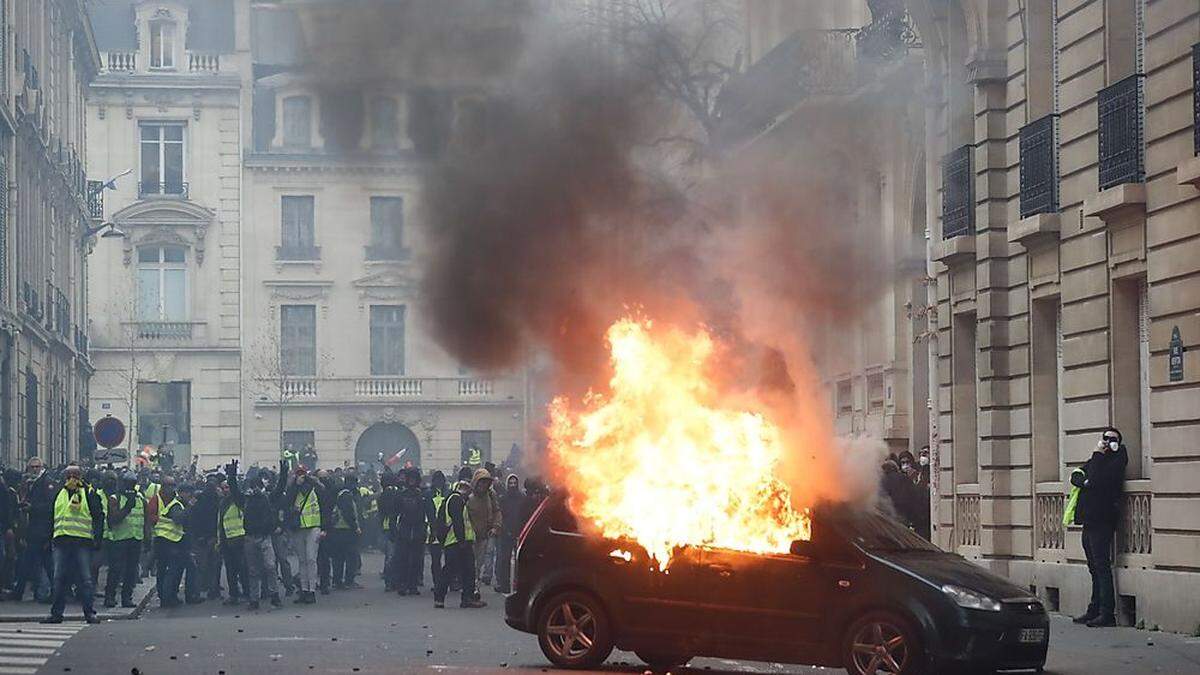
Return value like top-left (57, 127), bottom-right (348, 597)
top-left (91, 74), bottom-right (242, 91)
top-left (244, 152), bottom-right (427, 175)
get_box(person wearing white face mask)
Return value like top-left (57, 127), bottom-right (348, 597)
top-left (1070, 426), bottom-right (1128, 628)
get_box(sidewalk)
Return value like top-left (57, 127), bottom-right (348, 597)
top-left (0, 577), bottom-right (155, 623)
top-left (1045, 613), bottom-right (1200, 674)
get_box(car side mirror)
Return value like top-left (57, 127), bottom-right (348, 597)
top-left (790, 539), bottom-right (820, 560)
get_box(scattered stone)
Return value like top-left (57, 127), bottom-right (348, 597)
top-left (1147, 637), bottom-right (1155, 646)
top-left (331, 637), bottom-right (338, 642)
top-left (270, 654), bottom-right (282, 661)
top-left (237, 629), bottom-right (244, 633)
top-left (500, 663), bottom-right (508, 668)
top-left (426, 650), bottom-right (433, 656)
top-left (169, 656), bottom-right (177, 660)
top-left (143, 646), bottom-right (156, 652)
top-left (190, 635), bottom-right (197, 639)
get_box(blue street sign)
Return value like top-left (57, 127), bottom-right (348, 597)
top-left (93, 415), bottom-right (126, 449)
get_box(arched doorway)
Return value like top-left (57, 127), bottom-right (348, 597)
top-left (354, 422), bottom-right (421, 470)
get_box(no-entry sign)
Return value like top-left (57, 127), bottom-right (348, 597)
top-left (93, 416), bottom-right (127, 449)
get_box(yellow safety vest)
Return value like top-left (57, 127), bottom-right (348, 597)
top-left (427, 492), bottom-right (446, 544)
top-left (360, 487), bottom-right (378, 516)
top-left (53, 488), bottom-right (94, 541)
top-left (110, 493), bottom-right (145, 542)
top-left (222, 503), bottom-right (245, 539)
top-left (97, 489), bottom-right (112, 541)
top-left (154, 498), bottom-right (184, 542)
top-left (295, 488), bottom-right (321, 529)
top-left (442, 494), bottom-right (475, 547)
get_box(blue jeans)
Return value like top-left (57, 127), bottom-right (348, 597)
top-left (50, 540), bottom-right (95, 619)
top-left (13, 539), bottom-right (52, 602)
top-left (155, 539), bottom-right (188, 605)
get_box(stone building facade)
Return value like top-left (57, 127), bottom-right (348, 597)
top-left (0, 0), bottom-right (101, 468)
top-left (910, 0), bottom-right (1200, 631)
top-left (85, 0), bottom-right (248, 469)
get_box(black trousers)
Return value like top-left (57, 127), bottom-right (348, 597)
top-left (328, 530), bottom-right (359, 587)
top-left (220, 539), bottom-right (249, 600)
top-left (317, 536), bottom-right (331, 590)
top-left (191, 537), bottom-right (222, 598)
top-left (104, 539), bottom-right (141, 603)
top-left (395, 537), bottom-right (423, 591)
top-left (495, 534), bottom-right (515, 591)
top-left (1082, 524), bottom-right (1116, 616)
top-left (428, 542), bottom-right (444, 590)
top-left (434, 542), bottom-right (475, 604)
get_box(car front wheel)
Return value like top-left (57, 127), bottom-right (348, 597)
top-left (536, 591), bottom-right (614, 669)
top-left (842, 611), bottom-right (923, 675)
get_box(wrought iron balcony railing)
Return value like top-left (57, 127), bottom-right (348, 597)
top-left (942, 145), bottom-right (974, 239)
top-left (275, 245), bottom-right (322, 262)
top-left (1019, 114), bottom-right (1059, 218)
top-left (1193, 44), bottom-right (1199, 156)
top-left (138, 181), bottom-right (189, 199)
top-left (855, 4), bottom-right (922, 61)
top-left (86, 180), bottom-right (104, 220)
top-left (134, 321), bottom-right (194, 341)
top-left (1097, 74), bottom-right (1145, 190)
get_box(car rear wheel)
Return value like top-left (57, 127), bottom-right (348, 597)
top-left (536, 591), bottom-right (613, 669)
top-left (635, 650), bottom-right (693, 670)
top-left (842, 611), bottom-right (923, 675)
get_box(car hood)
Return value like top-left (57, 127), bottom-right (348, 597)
top-left (869, 550), bottom-right (1032, 600)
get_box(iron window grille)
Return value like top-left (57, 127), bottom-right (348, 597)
top-left (1097, 74), bottom-right (1145, 190)
top-left (1192, 43), bottom-right (1199, 157)
top-left (1020, 114), bottom-right (1059, 218)
top-left (942, 145), bottom-right (973, 239)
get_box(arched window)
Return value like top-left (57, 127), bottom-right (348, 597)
top-left (137, 245), bottom-right (187, 321)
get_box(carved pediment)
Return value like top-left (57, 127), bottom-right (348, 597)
top-left (264, 280), bottom-right (334, 317)
top-left (113, 199), bottom-right (215, 266)
top-left (351, 268), bottom-right (419, 309)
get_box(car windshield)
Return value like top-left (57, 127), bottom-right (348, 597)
top-left (825, 509), bottom-right (941, 553)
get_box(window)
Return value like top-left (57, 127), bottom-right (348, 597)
top-left (952, 312), bottom-right (978, 485)
top-left (369, 305), bottom-right (406, 375)
top-left (282, 96), bottom-right (313, 148)
top-left (279, 196), bottom-right (317, 259)
top-left (137, 246), bottom-right (187, 321)
top-left (1111, 277), bottom-right (1150, 479)
top-left (367, 197), bottom-right (405, 259)
top-left (24, 371), bottom-right (37, 460)
top-left (867, 373), bottom-right (885, 411)
top-left (136, 382), bottom-right (191, 464)
top-left (836, 379), bottom-right (852, 413)
top-left (460, 430), bottom-right (492, 465)
top-left (280, 305), bottom-right (317, 377)
top-left (371, 97), bottom-right (400, 149)
top-left (283, 430), bottom-right (315, 458)
top-left (149, 19), bottom-right (176, 69)
top-left (139, 123), bottom-right (185, 196)
top-left (1031, 298), bottom-right (1062, 483)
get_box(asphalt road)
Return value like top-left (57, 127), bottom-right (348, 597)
top-left (32, 552), bottom-right (1200, 675)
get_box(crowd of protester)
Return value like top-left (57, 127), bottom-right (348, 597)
top-left (879, 446), bottom-right (932, 539)
top-left (0, 453), bottom-right (549, 622)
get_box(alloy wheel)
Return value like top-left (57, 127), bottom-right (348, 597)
top-left (544, 600), bottom-right (598, 660)
top-left (849, 620), bottom-right (909, 674)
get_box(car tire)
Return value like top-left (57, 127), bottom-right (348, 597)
top-left (841, 611), bottom-right (924, 675)
top-left (635, 650), bottom-right (693, 670)
top-left (536, 590), bottom-right (614, 669)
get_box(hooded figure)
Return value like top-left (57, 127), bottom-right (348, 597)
top-left (494, 474), bottom-right (525, 593)
top-left (465, 469), bottom-right (501, 592)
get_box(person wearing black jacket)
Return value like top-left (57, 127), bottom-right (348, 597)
top-left (495, 474), bottom-right (524, 594)
top-left (189, 473), bottom-right (223, 601)
top-left (328, 475), bottom-right (361, 590)
top-left (103, 472), bottom-right (145, 608)
top-left (377, 472), bottom-right (400, 591)
top-left (394, 468), bottom-right (427, 595)
top-left (217, 477), bottom-right (249, 606)
top-left (1071, 427), bottom-right (1129, 627)
top-left (42, 466), bottom-right (104, 624)
top-left (13, 457), bottom-right (54, 602)
top-left (433, 479), bottom-right (485, 609)
top-left (227, 461), bottom-right (282, 610)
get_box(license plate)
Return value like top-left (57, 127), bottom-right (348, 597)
top-left (1018, 628), bottom-right (1046, 643)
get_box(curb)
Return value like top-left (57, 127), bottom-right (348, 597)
top-left (0, 582), bottom-right (156, 623)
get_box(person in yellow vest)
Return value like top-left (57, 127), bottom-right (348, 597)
top-left (217, 476), bottom-right (249, 606)
top-left (42, 466), bottom-right (104, 624)
top-left (329, 473), bottom-right (362, 590)
top-left (283, 463), bottom-right (323, 604)
top-left (432, 479), bottom-right (486, 609)
top-left (103, 472), bottom-right (145, 608)
top-left (426, 471), bottom-right (449, 592)
top-left (153, 476), bottom-right (190, 608)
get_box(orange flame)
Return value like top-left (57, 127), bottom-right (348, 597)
top-left (548, 317), bottom-right (811, 569)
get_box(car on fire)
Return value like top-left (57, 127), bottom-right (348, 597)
top-left (505, 494), bottom-right (1049, 674)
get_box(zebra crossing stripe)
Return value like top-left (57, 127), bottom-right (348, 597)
top-left (0, 622), bottom-right (87, 675)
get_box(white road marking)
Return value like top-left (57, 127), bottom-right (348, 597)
top-left (0, 622), bottom-right (87, 675)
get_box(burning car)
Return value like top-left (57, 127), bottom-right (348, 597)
top-left (505, 495), bottom-right (1049, 674)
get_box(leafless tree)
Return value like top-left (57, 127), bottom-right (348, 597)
top-left (99, 289), bottom-right (151, 464)
top-left (577, 0), bottom-right (743, 155)
top-left (244, 311), bottom-right (331, 459)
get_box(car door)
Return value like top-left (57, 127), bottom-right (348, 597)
top-left (698, 547), bottom-right (831, 660)
top-left (621, 545), bottom-right (712, 641)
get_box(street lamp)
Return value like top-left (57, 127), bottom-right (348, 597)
top-left (81, 221), bottom-right (127, 241)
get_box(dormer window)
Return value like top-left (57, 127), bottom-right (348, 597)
top-left (149, 19), bottom-right (178, 69)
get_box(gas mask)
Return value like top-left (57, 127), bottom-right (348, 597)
top-left (919, 455), bottom-right (929, 467)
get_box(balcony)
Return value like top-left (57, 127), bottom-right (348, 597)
top-left (275, 245), bottom-right (322, 262)
top-left (1019, 115), bottom-right (1058, 219)
top-left (188, 53), bottom-right (220, 73)
top-left (133, 322), bottom-right (194, 341)
top-left (254, 376), bottom-right (522, 405)
top-left (1097, 74), bottom-right (1144, 190)
top-left (105, 51), bottom-right (137, 73)
top-left (138, 181), bottom-right (189, 199)
top-left (854, 3), bottom-right (922, 62)
top-left (364, 244), bottom-right (411, 262)
top-left (941, 145), bottom-right (974, 239)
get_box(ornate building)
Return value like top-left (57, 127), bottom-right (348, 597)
top-left (1, 0), bottom-right (101, 467)
top-left (85, 0), bottom-right (248, 467)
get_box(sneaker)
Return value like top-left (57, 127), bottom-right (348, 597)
top-left (85, 614), bottom-right (101, 625)
top-left (1087, 614), bottom-right (1117, 627)
top-left (40, 616), bottom-right (63, 624)
top-left (247, 600), bottom-right (260, 610)
top-left (460, 599), bottom-right (487, 609)
top-left (433, 600), bottom-right (445, 609)
top-left (1073, 611), bottom-right (1098, 625)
